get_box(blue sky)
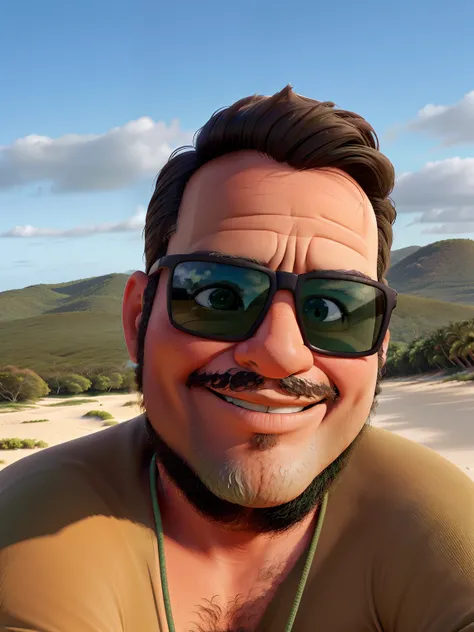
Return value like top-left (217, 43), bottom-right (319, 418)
top-left (1, 0), bottom-right (474, 291)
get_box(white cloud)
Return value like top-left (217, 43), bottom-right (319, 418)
top-left (422, 222), bottom-right (474, 235)
top-left (393, 157), bottom-right (474, 234)
top-left (0, 206), bottom-right (146, 238)
top-left (0, 118), bottom-right (193, 192)
top-left (406, 91), bottom-right (474, 145)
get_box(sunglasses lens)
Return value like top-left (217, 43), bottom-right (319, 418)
top-left (170, 262), bottom-right (271, 339)
top-left (300, 279), bottom-right (385, 354)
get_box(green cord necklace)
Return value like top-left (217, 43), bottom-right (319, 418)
top-left (150, 453), bottom-right (328, 632)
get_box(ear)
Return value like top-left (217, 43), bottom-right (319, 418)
top-left (122, 271), bottom-right (149, 364)
top-left (380, 329), bottom-right (391, 368)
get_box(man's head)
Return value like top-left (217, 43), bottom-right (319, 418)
top-left (123, 86), bottom-right (396, 532)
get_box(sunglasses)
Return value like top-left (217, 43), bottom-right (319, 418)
top-left (148, 253), bottom-right (397, 358)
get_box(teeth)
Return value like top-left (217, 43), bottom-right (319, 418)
top-left (223, 395), bottom-right (305, 414)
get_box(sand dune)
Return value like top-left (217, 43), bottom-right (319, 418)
top-left (0, 393), bottom-right (142, 469)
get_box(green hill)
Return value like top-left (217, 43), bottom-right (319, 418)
top-left (387, 239), bottom-right (474, 304)
top-left (389, 295), bottom-right (474, 343)
top-left (2, 246), bottom-right (474, 374)
top-left (2, 279), bottom-right (474, 373)
top-left (0, 273), bottom-right (128, 322)
top-left (0, 312), bottom-right (128, 375)
top-left (389, 245), bottom-right (421, 267)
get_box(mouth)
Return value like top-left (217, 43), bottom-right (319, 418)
top-left (207, 389), bottom-right (325, 414)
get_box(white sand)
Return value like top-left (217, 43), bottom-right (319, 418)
top-left (373, 378), bottom-right (474, 481)
top-left (0, 393), bottom-right (142, 469)
top-left (1, 380), bottom-right (473, 481)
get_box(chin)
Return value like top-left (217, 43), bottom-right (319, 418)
top-left (194, 448), bottom-right (319, 508)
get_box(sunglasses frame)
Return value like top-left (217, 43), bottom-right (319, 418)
top-left (149, 253), bottom-right (398, 358)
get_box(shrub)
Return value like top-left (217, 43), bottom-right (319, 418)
top-left (0, 366), bottom-right (50, 403)
top-left (83, 410), bottom-right (114, 421)
top-left (108, 372), bottom-right (124, 391)
top-left (91, 375), bottom-right (112, 392)
top-left (102, 420), bottom-right (119, 427)
top-left (0, 438), bottom-right (48, 450)
top-left (59, 374), bottom-right (92, 395)
top-left (123, 400), bottom-right (137, 407)
top-left (22, 418), bottom-right (49, 424)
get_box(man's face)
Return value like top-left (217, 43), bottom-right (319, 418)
top-left (125, 151), bottom-right (386, 528)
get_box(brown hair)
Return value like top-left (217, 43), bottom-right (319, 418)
top-left (144, 85), bottom-right (396, 282)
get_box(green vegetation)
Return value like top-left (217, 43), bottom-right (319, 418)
top-left (102, 420), bottom-right (119, 427)
top-left (0, 366), bottom-right (49, 403)
top-left (22, 418), bottom-right (49, 424)
top-left (0, 438), bottom-right (48, 450)
top-left (0, 460), bottom-right (5, 465)
top-left (123, 400), bottom-right (137, 407)
top-left (389, 295), bottom-right (474, 343)
top-left (83, 410), bottom-right (114, 421)
top-left (386, 318), bottom-right (474, 377)
top-left (443, 373), bottom-right (474, 383)
top-left (0, 402), bottom-right (36, 413)
top-left (0, 273), bottom-right (130, 374)
top-left (46, 398), bottom-right (99, 407)
top-left (0, 273), bottom-right (128, 323)
top-left (387, 239), bottom-right (474, 304)
top-left (0, 312), bottom-right (128, 374)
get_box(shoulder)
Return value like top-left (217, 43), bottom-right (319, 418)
top-left (336, 427), bottom-right (474, 630)
top-left (0, 416), bottom-right (153, 630)
top-left (352, 425), bottom-right (474, 511)
top-left (0, 415), bottom-right (150, 533)
top-left (346, 426), bottom-right (474, 550)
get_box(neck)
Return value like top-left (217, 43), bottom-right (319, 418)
top-left (156, 462), bottom-right (318, 567)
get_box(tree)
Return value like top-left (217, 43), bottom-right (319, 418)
top-left (107, 372), bottom-right (124, 391)
top-left (60, 374), bottom-right (92, 395)
top-left (0, 366), bottom-right (50, 403)
top-left (121, 369), bottom-right (137, 392)
top-left (91, 374), bottom-right (112, 392)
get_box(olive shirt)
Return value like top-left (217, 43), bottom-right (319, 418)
top-left (0, 417), bottom-right (473, 632)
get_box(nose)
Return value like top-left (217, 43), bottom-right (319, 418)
top-left (233, 291), bottom-right (314, 379)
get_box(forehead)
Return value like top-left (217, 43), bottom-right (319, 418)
top-left (167, 151), bottom-right (379, 277)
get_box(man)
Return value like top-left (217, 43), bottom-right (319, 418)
top-left (0, 86), bottom-right (473, 632)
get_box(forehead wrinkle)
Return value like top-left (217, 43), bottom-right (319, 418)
top-left (214, 211), bottom-right (369, 257)
top-left (190, 227), bottom-right (369, 262)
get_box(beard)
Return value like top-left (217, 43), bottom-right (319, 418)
top-left (142, 370), bottom-right (382, 534)
top-left (144, 415), bottom-right (369, 534)
top-left (137, 275), bottom-right (384, 534)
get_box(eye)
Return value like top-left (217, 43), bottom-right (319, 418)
top-left (194, 286), bottom-right (244, 311)
top-left (303, 296), bottom-right (344, 323)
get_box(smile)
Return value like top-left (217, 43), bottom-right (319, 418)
top-left (207, 389), bottom-right (324, 414)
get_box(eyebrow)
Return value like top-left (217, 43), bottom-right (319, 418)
top-left (191, 251), bottom-right (374, 281)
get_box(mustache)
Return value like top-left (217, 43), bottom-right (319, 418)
top-left (186, 370), bottom-right (339, 401)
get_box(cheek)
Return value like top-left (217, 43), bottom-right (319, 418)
top-left (144, 293), bottom-right (234, 385)
top-left (316, 354), bottom-right (378, 407)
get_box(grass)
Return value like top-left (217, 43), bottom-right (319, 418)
top-left (444, 372), bottom-right (474, 383)
top-left (388, 294), bottom-right (474, 343)
top-left (46, 398), bottom-right (99, 407)
top-left (83, 409), bottom-right (114, 421)
top-left (102, 420), bottom-right (119, 427)
top-left (123, 400), bottom-right (138, 407)
top-left (22, 418), bottom-right (49, 423)
top-left (0, 402), bottom-right (37, 413)
top-left (0, 311), bottom-right (128, 374)
top-left (0, 438), bottom-right (48, 450)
